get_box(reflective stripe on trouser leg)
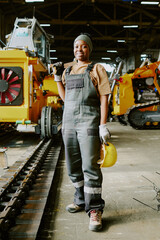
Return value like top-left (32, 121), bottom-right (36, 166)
top-left (62, 128), bottom-right (85, 206)
top-left (84, 186), bottom-right (105, 214)
top-left (77, 127), bottom-right (105, 213)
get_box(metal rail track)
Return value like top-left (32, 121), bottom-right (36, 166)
top-left (0, 133), bottom-right (62, 240)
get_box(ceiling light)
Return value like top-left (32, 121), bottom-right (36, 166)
top-left (40, 24), bottom-right (51, 27)
top-left (50, 50), bottom-right (56, 52)
top-left (141, 54), bottom-right (148, 57)
top-left (122, 0), bottom-right (138, 1)
top-left (50, 57), bottom-right (58, 60)
top-left (25, 0), bottom-right (44, 2)
top-left (117, 40), bottom-right (126, 42)
top-left (141, 1), bottom-right (159, 4)
top-left (107, 50), bottom-right (117, 53)
top-left (123, 25), bottom-right (138, 28)
top-left (101, 57), bottom-right (111, 60)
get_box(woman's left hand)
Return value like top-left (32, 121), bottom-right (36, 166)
top-left (99, 124), bottom-right (111, 143)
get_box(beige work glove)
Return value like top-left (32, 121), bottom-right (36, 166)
top-left (99, 124), bottom-right (111, 144)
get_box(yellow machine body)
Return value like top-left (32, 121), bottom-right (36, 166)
top-left (111, 60), bottom-right (160, 129)
top-left (42, 75), bottom-right (61, 110)
top-left (112, 73), bottom-right (135, 116)
top-left (0, 50), bottom-right (59, 124)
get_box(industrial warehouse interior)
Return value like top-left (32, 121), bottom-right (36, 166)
top-left (0, 0), bottom-right (160, 240)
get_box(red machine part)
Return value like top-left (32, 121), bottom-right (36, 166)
top-left (0, 67), bottom-right (22, 105)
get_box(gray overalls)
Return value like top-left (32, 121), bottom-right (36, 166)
top-left (62, 63), bottom-right (105, 213)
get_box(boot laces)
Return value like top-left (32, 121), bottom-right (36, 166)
top-left (90, 210), bottom-right (101, 223)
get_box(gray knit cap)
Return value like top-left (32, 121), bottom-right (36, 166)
top-left (74, 34), bottom-right (93, 53)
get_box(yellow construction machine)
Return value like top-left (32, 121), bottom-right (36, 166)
top-left (111, 60), bottom-right (160, 129)
top-left (0, 17), bottom-right (62, 138)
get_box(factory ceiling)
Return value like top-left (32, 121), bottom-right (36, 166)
top-left (0, 0), bottom-right (160, 64)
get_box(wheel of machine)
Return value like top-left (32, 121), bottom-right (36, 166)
top-left (117, 115), bottom-right (127, 126)
top-left (40, 106), bottom-right (53, 138)
top-left (128, 108), bottom-right (145, 129)
top-left (46, 106), bottom-right (53, 137)
top-left (40, 107), bottom-right (46, 138)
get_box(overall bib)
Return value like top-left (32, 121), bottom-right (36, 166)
top-left (62, 63), bottom-right (105, 213)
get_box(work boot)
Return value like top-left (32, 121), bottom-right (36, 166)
top-left (66, 203), bottom-right (84, 213)
top-left (89, 210), bottom-right (102, 231)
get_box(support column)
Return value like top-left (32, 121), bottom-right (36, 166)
top-left (0, 10), bottom-right (5, 47)
top-left (135, 52), bottom-right (141, 69)
top-left (0, 10), bottom-right (2, 45)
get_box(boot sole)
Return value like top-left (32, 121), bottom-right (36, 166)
top-left (66, 206), bottom-right (84, 213)
top-left (89, 224), bottom-right (102, 231)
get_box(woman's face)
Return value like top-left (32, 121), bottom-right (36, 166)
top-left (74, 40), bottom-right (90, 62)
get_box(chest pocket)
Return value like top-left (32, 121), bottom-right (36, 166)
top-left (66, 78), bottom-right (84, 90)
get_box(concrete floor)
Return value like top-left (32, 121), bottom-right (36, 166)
top-left (50, 122), bottom-right (160, 240)
top-left (0, 133), bottom-right (40, 176)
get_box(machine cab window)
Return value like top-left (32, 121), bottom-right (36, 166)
top-left (33, 25), bottom-right (46, 59)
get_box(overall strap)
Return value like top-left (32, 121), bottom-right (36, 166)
top-left (65, 62), bottom-right (95, 76)
top-left (65, 66), bottom-right (72, 76)
top-left (85, 62), bottom-right (95, 73)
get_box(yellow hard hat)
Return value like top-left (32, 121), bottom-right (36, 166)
top-left (97, 142), bottom-right (117, 168)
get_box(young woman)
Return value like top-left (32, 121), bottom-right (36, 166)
top-left (54, 33), bottom-right (111, 231)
